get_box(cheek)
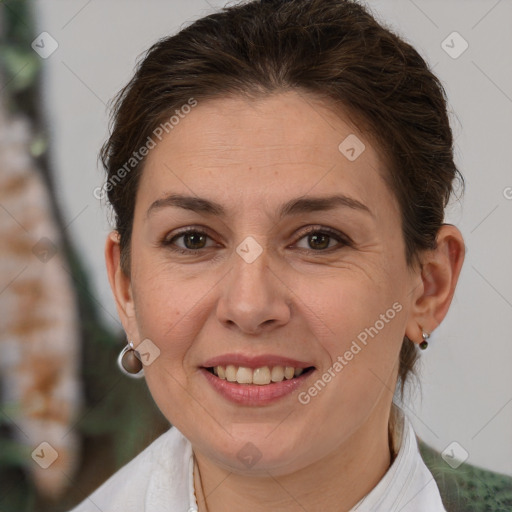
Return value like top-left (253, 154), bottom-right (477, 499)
top-left (131, 268), bottom-right (198, 366)
top-left (299, 268), bottom-right (405, 402)
top-left (133, 279), bottom-right (205, 426)
top-left (132, 248), bottom-right (197, 330)
top-left (306, 268), bottom-right (404, 348)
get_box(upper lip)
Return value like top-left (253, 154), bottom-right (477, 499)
top-left (201, 353), bottom-right (315, 369)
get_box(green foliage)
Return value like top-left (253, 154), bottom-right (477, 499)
top-left (0, 436), bottom-right (31, 468)
top-left (0, 0), bottom-right (40, 107)
top-left (0, 466), bottom-right (35, 512)
top-left (0, 45), bottom-right (39, 92)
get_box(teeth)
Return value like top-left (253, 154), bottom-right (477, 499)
top-left (253, 367), bottom-right (271, 385)
top-left (236, 366), bottom-right (253, 384)
top-left (284, 366), bottom-right (295, 380)
top-left (210, 365), bottom-right (308, 385)
top-left (271, 365), bottom-right (285, 382)
top-left (225, 364), bottom-right (237, 382)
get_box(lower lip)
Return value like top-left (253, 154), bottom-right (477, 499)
top-left (200, 367), bottom-right (315, 406)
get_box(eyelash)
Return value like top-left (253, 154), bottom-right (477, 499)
top-left (160, 226), bottom-right (352, 256)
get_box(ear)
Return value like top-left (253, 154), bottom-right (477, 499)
top-left (405, 224), bottom-right (465, 345)
top-left (105, 231), bottom-right (139, 340)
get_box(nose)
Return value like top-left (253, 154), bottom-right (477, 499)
top-left (216, 244), bottom-right (291, 335)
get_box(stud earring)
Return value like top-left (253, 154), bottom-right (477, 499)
top-left (419, 331), bottom-right (430, 350)
top-left (117, 341), bottom-right (144, 378)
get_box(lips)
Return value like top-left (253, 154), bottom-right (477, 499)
top-left (199, 353), bottom-right (316, 405)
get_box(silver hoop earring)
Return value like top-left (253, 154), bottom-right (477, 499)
top-left (117, 341), bottom-right (145, 378)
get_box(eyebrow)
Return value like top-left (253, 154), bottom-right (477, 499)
top-left (146, 193), bottom-right (374, 220)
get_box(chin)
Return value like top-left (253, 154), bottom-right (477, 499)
top-left (194, 426), bottom-right (319, 476)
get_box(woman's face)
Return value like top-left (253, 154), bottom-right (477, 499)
top-left (115, 90), bottom-right (423, 475)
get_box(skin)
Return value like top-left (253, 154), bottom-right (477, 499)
top-left (105, 90), bottom-right (465, 511)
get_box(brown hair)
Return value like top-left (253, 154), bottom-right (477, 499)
top-left (100, 0), bottom-right (464, 400)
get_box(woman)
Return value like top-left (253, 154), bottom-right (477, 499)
top-left (71, 0), bottom-right (465, 510)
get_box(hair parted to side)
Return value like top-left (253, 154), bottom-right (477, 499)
top-left (100, 0), bottom-right (464, 401)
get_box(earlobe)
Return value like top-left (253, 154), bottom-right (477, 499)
top-left (405, 224), bottom-right (465, 345)
top-left (105, 231), bottom-right (137, 335)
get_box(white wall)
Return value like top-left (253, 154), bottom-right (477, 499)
top-left (34, 0), bottom-right (512, 476)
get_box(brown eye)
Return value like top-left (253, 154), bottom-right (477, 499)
top-left (294, 227), bottom-right (350, 252)
top-left (162, 228), bottom-right (215, 254)
top-left (181, 232), bottom-right (207, 250)
top-left (307, 233), bottom-right (331, 250)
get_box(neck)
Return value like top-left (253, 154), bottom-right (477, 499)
top-left (194, 400), bottom-right (396, 512)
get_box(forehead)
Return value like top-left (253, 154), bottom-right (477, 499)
top-left (137, 90), bottom-right (396, 218)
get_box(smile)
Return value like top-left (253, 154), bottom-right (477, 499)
top-left (200, 365), bottom-right (316, 406)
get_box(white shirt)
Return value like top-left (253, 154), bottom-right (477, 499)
top-left (69, 410), bottom-right (446, 512)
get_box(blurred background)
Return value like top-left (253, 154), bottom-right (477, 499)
top-left (0, 0), bottom-right (510, 511)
